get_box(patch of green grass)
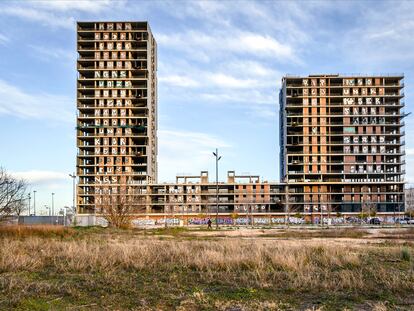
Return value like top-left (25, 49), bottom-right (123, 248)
top-left (261, 228), bottom-right (369, 239)
top-left (401, 248), bottom-right (411, 262)
top-left (150, 226), bottom-right (190, 237)
top-left (16, 298), bottom-right (50, 311)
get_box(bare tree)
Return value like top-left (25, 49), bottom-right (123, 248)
top-left (96, 180), bottom-right (146, 228)
top-left (0, 168), bottom-right (28, 222)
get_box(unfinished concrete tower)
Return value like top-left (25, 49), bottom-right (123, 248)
top-left (76, 21), bottom-right (157, 214)
top-left (280, 74), bottom-right (405, 216)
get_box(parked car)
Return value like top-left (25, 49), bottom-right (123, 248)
top-left (408, 219), bottom-right (414, 225)
top-left (346, 217), bottom-right (361, 224)
top-left (395, 218), bottom-right (408, 224)
top-left (369, 218), bottom-right (381, 225)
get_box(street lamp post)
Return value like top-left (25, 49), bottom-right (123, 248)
top-left (27, 193), bottom-right (31, 216)
top-left (285, 181), bottom-right (289, 228)
top-left (212, 149), bottom-right (222, 229)
top-left (360, 198), bottom-right (363, 226)
top-left (63, 206), bottom-right (68, 226)
top-left (45, 205), bottom-right (50, 224)
top-left (33, 190), bottom-right (37, 216)
top-left (51, 193), bottom-right (55, 225)
top-left (69, 173), bottom-right (76, 216)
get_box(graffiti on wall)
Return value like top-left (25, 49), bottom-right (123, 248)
top-left (155, 218), bottom-right (180, 225)
top-left (132, 219), bottom-right (156, 226)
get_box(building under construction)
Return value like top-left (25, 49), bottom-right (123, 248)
top-left (76, 21), bottom-right (157, 213)
top-left (75, 21), bottom-right (406, 221)
top-left (280, 74), bottom-right (405, 215)
top-left (146, 171), bottom-right (285, 215)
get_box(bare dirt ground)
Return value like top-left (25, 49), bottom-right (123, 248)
top-left (178, 226), bottom-right (414, 241)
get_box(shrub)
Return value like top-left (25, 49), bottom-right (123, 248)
top-left (0, 225), bottom-right (74, 238)
top-left (401, 248), bottom-right (411, 262)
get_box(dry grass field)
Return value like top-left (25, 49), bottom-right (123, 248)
top-left (0, 226), bottom-right (413, 310)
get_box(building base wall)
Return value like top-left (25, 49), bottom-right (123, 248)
top-left (74, 212), bottom-right (407, 227)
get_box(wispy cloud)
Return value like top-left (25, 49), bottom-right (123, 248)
top-left (340, 2), bottom-right (414, 64)
top-left (29, 44), bottom-right (74, 62)
top-left (159, 63), bottom-right (278, 91)
top-left (0, 33), bottom-right (9, 45)
top-left (0, 0), bottom-right (123, 30)
top-left (0, 6), bottom-right (76, 30)
top-left (158, 30), bottom-right (298, 63)
top-left (0, 79), bottom-right (72, 122)
top-left (158, 129), bottom-right (230, 181)
top-left (206, 73), bottom-right (257, 89)
top-left (159, 75), bottom-right (200, 88)
top-left (31, 0), bottom-right (120, 12)
top-left (224, 60), bottom-right (280, 77)
top-left (12, 170), bottom-right (68, 185)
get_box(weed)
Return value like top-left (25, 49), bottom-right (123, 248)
top-left (0, 227), bottom-right (413, 309)
top-left (401, 248), bottom-right (411, 262)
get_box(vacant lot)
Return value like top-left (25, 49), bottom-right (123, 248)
top-left (0, 226), bottom-right (413, 310)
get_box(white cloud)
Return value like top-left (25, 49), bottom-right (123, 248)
top-left (158, 60), bottom-right (278, 121)
top-left (206, 73), bottom-right (257, 89)
top-left (32, 0), bottom-right (119, 12)
top-left (0, 6), bottom-right (75, 30)
top-left (158, 129), bottom-right (230, 181)
top-left (341, 3), bottom-right (414, 63)
top-left (153, 1), bottom-right (310, 45)
top-left (0, 79), bottom-right (73, 122)
top-left (224, 60), bottom-right (279, 77)
top-left (406, 148), bottom-right (414, 156)
top-left (0, 0), bottom-right (122, 29)
top-left (12, 170), bottom-right (68, 185)
top-left (159, 66), bottom-right (273, 90)
top-left (233, 33), bottom-right (294, 58)
top-left (159, 54), bottom-right (281, 91)
top-left (249, 106), bottom-right (277, 120)
top-left (157, 30), bottom-right (298, 62)
top-left (29, 44), bottom-right (74, 62)
top-left (159, 75), bottom-right (200, 88)
top-left (199, 89), bottom-right (275, 106)
top-left (0, 33), bottom-right (9, 45)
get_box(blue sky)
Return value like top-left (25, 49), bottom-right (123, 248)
top-left (0, 0), bottom-right (413, 214)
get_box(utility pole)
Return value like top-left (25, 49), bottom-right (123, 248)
top-left (45, 205), bottom-right (51, 224)
top-left (327, 193), bottom-right (331, 228)
top-left (27, 193), bottom-right (31, 216)
top-left (320, 186), bottom-right (324, 227)
top-left (285, 181), bottom-right (289, 228)
top-left (360, 197), bottom-right (363, 226)
top-left (33, 190), bottom-right (37, 216)
top-left (64, 206), bottom-right (69, 226)
top-left (51, 193), bottom-right (55, 225)
top-left (213, 149), bottom-right (222, 229)
top-left (69, 173), bottom-right (76, 216)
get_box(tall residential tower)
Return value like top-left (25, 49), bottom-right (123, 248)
top-left (280, 74), bottom-right (405, 215)
top-left (76, 21), bottom-right (157, 213)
